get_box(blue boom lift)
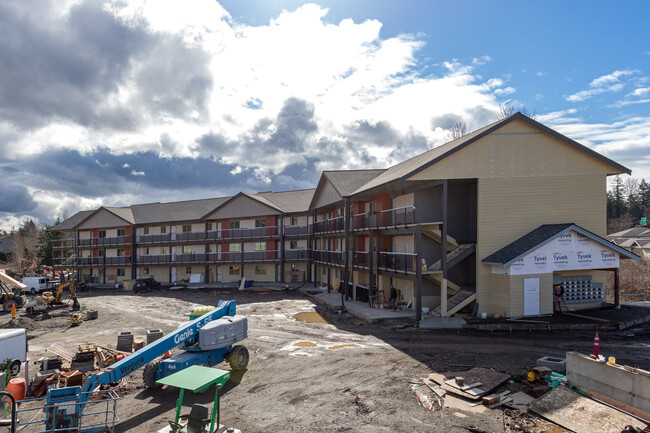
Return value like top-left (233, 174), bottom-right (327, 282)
top-left (41, 300), bottom-right (248, 432)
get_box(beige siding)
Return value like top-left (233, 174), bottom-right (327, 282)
top-left (78, 210), bottom-right (130, 230)
top-left (507, 273), bottom-right (554, 317)
top-left (312, 180), bottom-right (343, 209)
top-left (243, 263), bottom-right (276, 282)
top-left (393, 193), bottom-right (414, 208)
top-left (409, 119), bottom-right (622, 181)
top-left (205, 195), bottom-right (280, 219)
top-left (477, 174), bottom-right (607, 314)
top-left (393, 235), bottom-right (413, 253)
top-left (138, 266), bottom-right (169, 283)
top-left (490, 274), bottom-right (511, 316)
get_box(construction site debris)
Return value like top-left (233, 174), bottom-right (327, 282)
top-left (529, 385), bottom-right (648, 433)
top-left (429, 368), bottom-right (510, 400)
top-left (146, 328), bottom-right (163, 344)
top-left (116, 331), bottom-right (134, 352)
top-left (86, 310), bottom-right (98, 320)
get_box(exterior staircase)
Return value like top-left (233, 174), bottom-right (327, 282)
top-left (423, 227), bottom-right (458, 251)
top-left (427, 243), bottom-right (475, 272)
top-left (429, 289), bottom-right (476, 317)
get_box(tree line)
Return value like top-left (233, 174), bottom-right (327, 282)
top-left (607, 175), bottom-right (650, 233)
top-left (0, 218), bottom-right (64, 267)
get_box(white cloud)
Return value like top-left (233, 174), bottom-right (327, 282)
top-left (130, 170), bottom-right (145, 176)
top-left (472, 55), bottom-right (491, 65)
top-left (628, 87), bottom-right (650, 97)
top-left (494, 87), bottom-right (516, 96)
top-left (536, 72), bottom-right (544, 77)
top-left (566, 69), bottom-right (638, 102)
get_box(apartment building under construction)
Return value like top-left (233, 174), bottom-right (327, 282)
top-left (54, 113), bottom-right (639, 319)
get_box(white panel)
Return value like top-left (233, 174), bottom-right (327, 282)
top-left (523, 277), bottom-right (540, 316)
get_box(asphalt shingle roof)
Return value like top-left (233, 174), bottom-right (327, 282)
top-left (483, 223), bottom-right (639, 266)
top-left (53, 210), bottom-right (95, 230)
top-left (256, 189), bottom-right (315, 213)
top-left (130, 197), bottom-right (231, 224)
top-left (323, 170), bottom-right (387, 197)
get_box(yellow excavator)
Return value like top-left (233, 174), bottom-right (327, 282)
top-left (41, 276), bottom-right (81, 310)
top-left (0, 269), bottom-right (27, 312)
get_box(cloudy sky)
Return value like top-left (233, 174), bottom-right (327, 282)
top-left (1, 0), bottom-right (649, 230)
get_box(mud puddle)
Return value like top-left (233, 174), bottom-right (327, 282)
top-left (293, 312), bottom-right (332, 324)
top-left (293, 341), bottom-right (318, 348)
top-left (328, 344), bottom-right (360, 350)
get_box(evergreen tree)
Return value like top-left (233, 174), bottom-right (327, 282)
top-left (36, 220), bottom-right (63, 266)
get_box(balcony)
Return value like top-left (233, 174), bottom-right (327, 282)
top-left (137, 233), bottom-right (172, 244)
top-left (206, 250), bottom-right (280, 263)
top-left (284, 249), bottom-right (311, 260)
top-left (77, 235), bottom-right (133, 247)
top-left (65, 256), bottom-right (131, 266)
top-left (313, 216), bottom-right (344, 234)
top-left (283, 225), bottom-right (311, 237)
top-left (136, 254), bottom-right (172, 265)
top-left (352, 206), bottom-right (416, 230)
top-left (52, 238), bottom-right (76, 249)
top-left (377, 251), bottom-right (416, 273)
top-left (312, 249), bottom-right (345, 266)
top-left (206, 226), bottom-right (280, 241)
top-left (172, 253), bottom-right (207, 264)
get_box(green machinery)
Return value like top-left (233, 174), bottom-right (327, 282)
top-left (155, 365), bottom-right (240, 433)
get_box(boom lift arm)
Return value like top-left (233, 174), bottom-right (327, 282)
top-left (78, 300), bottom-right (237, 402)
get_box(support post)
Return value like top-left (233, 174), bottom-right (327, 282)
top-left (441, 179), bottom-right (448, 317)
top-left (342, 198), bottom-right (351, 308)
top-left (415, 225), bottom-right (423, 323)
top-left (131, 225), bottom-right (137, 280)
top-left (279, 215), bottom-right (285, 283)
top-left (205, 221), bottom-right (210, 283)
top-left (614, 268), bottom-right (620, 308)
top-left (368, 228), bottom-right (375, 307)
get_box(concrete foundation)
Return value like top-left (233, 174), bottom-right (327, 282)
top-left (566, 351), bottom-right (650, 414)
top-left (419, 317), bottom-right (466, 329)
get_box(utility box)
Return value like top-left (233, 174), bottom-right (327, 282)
top-left (199, 316), bottom-right (248, 350)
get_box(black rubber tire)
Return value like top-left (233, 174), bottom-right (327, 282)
top-left (227, 345), bottom-right (249, 371)
top-left (10, 360), bottom-right (21, 376)
top-left (30, 287), bottom-right (36, 295)
top-left (143, 360), bottom-right (162, 388)
top-left (3, 299), bottom-right (17, 312)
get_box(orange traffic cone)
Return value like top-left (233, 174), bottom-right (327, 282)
top-left (11, 303), bottom-right (16, 319)
top-left (163, 351), bottom-right (172, 358)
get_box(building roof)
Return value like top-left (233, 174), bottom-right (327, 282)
top-left (256, 189), bottom-right (315, 213)
top-left (53, 210), bottom-right (95, 230)
top-left (482, 223), bottom-right (640, 267)
top-left (353, 112), bottom-right (632, 195)
top-left (607, 227), bottom-right (650, 239)
top-left (323, 170), bottom-right (387, 197)
top-left (130, 197), bottom-right (231, 224)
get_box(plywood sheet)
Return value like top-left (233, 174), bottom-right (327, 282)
top-left (429, 368), bottom-right (509, 401)
top-left (529, 386), bottom-right (648, 433)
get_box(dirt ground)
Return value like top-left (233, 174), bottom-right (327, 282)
top-left (3, 288), bottom-right (650, 433)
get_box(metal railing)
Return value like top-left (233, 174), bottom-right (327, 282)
top-left (15, 390), bottom-right (119, 433)
top-left (136, 254), bottom-right (172, 265)
top-left (207, 226), bottom-right (280, 240)
top-left (353, 206), bottom-right (416, 230)
top-left (77, 235), bottom-right (133, 247)
top-left (206, 249), bottom-right (280, 263)
top-left (137, 233), bottom-right (172, 244)
top-left (313, 216), bottom-right (344, 234)
top-left (284, 249), bottom-right (311, 260)
top-left (353, 251), bottom-right (368, 267)
top-left (283, 225), bottom-right (311, 236)
top-left (312, 249), bottom-right (345, 265)
top-left (377, 251), bottom-right (417, 273)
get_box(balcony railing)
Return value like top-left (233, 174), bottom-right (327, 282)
top-left (353, 206), bottom-right (416, 230)
top-left (76, 235), bottom-right (133, 247)
top-left (137, 233), bottom-right (172, 244)
top-left (313, 216), bottom-right (344, 234)
top-left (284, 249), bottom-right (311, 260)
top-left (312, 249), bottom-right (345, 265)
top-left (206, 250), bottom-right (280, 263)
top-left (207, 226), bottom-right (280, 241)
top-left (65, 256), bottom-right (131, 266)
top-left (377, 251), bottom-right (416, 273)
top-left (283, 225), bottom-right (311, 236)
top-left (137, 254), bottom-right (172, 265)
top-left (353, 251), bottom-right (368, 267)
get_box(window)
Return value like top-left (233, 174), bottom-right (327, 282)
top-left (182, 224), bottom-right (192, 233)
top-left (290, 240), bottom-right (298, 249)
top-left (98, 230), bottom-right (106, 239)
top-left (255, 242), bottom-right (266, 251)
top-left (143, 247), bottom-right (149, 255)
top-left (255, 219), bottom-right (266, 228)
top-left (229, 265), bottom-right (240, 275)
top-left (229, 244), bottom-right (240, 252)
top-left (229, 221), bottom-right (240, 229)
top-left (143, 227), bottom-right (149, 235)
top-left (186, 267), bottom-right (191, 274)
top-left (255, 265), bottom-right (266, 275)
top-left (160, 226), bottom-right (167, 234)
top-left (117, 269), bottom-right (125, 277)
top-left (160, 246), bottom-right (167, 254)
top-left (207, 222), bottom-right (213, 231)
top-left (117, 229), bottom-right (125, 237)
top-left (290, 217), bottom-right (298, 226)
top-left (144, 267), bottom-right (149, 274)
top-left (117, 249), bottom-right (125, 257)
top-left (183, 246), bottom-right (192, 254)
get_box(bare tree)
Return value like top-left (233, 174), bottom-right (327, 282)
top-left (447, 121), bottom-right (469, 140)
top-left (497, 101), bottom-right (537, 120)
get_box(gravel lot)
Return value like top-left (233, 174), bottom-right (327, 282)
top-left (3, 288), bottom-right (650, 432)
